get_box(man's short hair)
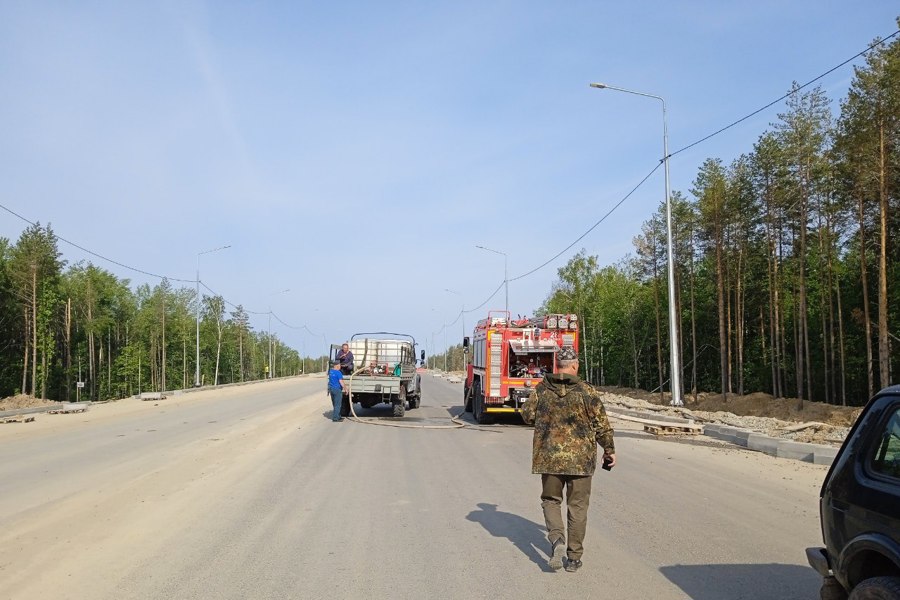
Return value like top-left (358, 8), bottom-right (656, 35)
top-left (557, 346), bottom-right (578, 361)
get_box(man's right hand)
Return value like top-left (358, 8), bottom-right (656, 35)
top-left (603, 452), bottom-right (616, 468)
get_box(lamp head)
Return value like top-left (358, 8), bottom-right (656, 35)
top-left (589, 82), bottom-right (607, 89)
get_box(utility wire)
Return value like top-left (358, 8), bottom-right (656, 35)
top-left (3, 203), bottom-right (318, 341)
top-left (501, 27), bottom-right (900, 287)
top-left (464, 280), bottom-right (506, 314)
top-left (199, 281), bottom-right (269, 315)
top-left (509, 162), bottom-right (662, 282)
top-left (199, 281), bottom-right (321, 340)
top-left (271, 311), bottom-right (306, 331)
top-left (431, 29), bottom-right (900, 336)
top-left (669, 28), bottom-right (900, 159)
top-left (0, 201), bottom-right (194, 283)
top-left (3, 203), bottom-right (321, 340)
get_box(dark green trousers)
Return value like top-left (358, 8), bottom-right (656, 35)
top-left (540, 473), bottom-right (593, 560)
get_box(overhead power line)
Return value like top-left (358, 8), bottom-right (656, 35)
top-left (0, 201), bottom-right (194, 283)
top-left (0, 204), bottom-right (318, 342)
top-left (505, 27), bottom-right (900, 286)
top-left (199, 281), bottom-right (320, 338)
top-left (199, 281), bottom-right (268, 316)
top-left (433, 28), bottom-right (900, 337)
top-left (669, 28), bottom-right (900, 159)
top-left (509, 162), bottom-right (662, 282)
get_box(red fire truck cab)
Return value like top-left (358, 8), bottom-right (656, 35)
top-left (463, 312), bottom-right (579, 424)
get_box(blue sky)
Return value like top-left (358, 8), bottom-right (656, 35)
top-left (1, 2), bottom-right (897, 357)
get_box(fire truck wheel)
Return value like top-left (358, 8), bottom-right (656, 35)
top-left (473, 381), bottom-right (493, 424)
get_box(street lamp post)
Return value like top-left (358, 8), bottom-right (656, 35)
top-left (195, 245), bottom-right (230, 388)
top-left (267, 289), bottom-right (290, 379)
top-left (476, 245), bottom-right (508, 315)
top-left (590, 82), bottom-right (682, 406)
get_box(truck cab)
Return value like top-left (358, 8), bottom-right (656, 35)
top-left (806, 385), bottom-right (900, 599)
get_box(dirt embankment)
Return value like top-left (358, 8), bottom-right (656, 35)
top-left (599, 387), bottom-right (861, 447)
top-left (0, 394), bottom-right (59, 411)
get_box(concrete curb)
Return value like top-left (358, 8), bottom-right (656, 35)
top-left (0, 404), bottom-right (64, 419)
top-left (608, 409), bottom-right (840, 466)
top-left (1, 373), bottom-right (321, 419)
top-left (702, 424), bottom-right (839, 465)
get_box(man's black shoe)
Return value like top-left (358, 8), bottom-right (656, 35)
top-left (564, 559), bottom-right (582, 573)
top-left (548, 539), bottom-right (565, 571)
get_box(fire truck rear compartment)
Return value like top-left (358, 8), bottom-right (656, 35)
top-left (466, 313), bottom-right (579, 423)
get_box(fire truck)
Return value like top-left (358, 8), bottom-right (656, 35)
top-left (463, 312), bottom-right (579, 424)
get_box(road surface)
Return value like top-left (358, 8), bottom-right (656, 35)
top-left (0, 375), bottom-right (826, 599)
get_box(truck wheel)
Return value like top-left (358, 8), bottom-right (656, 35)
top-left (340, 393), bottom-right (351, 417)
top-left (394, 386), bottom-right (407, 418)
top-left (848, 577), bottom-right (900, 600)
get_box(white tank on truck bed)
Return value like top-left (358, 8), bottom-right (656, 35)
top-left (330, 332), bottom-right (424, 418)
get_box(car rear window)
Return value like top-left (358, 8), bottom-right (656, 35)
top-left (871, 406), bottom-right (900, 480)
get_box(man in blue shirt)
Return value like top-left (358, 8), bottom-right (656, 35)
top-left (327, 360), bottom-right (346, 422)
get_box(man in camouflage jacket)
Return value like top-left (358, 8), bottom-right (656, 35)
top-left (521, 345), bottom-right (615, 572)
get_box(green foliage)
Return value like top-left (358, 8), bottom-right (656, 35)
top-left (538, 28), bottom-right (900, 405)
top-left (0, 242), bottom-right (305, 401)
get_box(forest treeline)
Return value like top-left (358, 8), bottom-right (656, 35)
top-left (0, 226), bottom-right (316, 402)
top-left (542, 30), bottom-right (899, 406)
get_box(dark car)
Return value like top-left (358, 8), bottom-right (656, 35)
top-left (806, 385), bottom-right (900, 599)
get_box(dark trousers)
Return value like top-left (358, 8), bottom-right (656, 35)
top-left (540, 473), bottom-right (593, 560)
top-left (329, 387), bottom-right (343, 421)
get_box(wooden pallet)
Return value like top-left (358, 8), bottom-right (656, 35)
top-left (48, 407), bottom-right (87, 414)
top-left (2, 415), bottom-right (36, 424)
top-left (611, 412), bottom-right (703, 435)
top-left (643, 423), bottom-right (701, 436)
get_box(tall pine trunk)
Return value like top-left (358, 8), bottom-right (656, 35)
top-left (716, 230), bottom-right (728, 400)
top-left (877, 120), bottom-right (890, 389)
top-left (689, 230), bottom-right (698, 402)
top-left (736, 248), bottom-right (745, 396)
top-left (21, 307), bottom-right (29, 394)
top-left (31, 267), bottom-right (37, 396)
top-left (858, 194), bottom-right (874, 397)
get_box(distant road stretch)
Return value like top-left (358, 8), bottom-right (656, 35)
top-left (0, 375), bottom-right (826, 599)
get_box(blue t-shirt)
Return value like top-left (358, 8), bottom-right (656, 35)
top-left (328, 368), bottom-right (344, 390)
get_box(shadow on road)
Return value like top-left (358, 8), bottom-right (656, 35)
top-left (659, 563), bottom-right (821, 599)
top-left (466, 503), bottom-right (554, 573)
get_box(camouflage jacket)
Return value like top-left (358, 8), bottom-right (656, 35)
top-left (521, 373), bottom-right (615, 476)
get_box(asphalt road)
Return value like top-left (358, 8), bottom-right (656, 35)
top-left (0, 374), bottom-right (827, 599)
